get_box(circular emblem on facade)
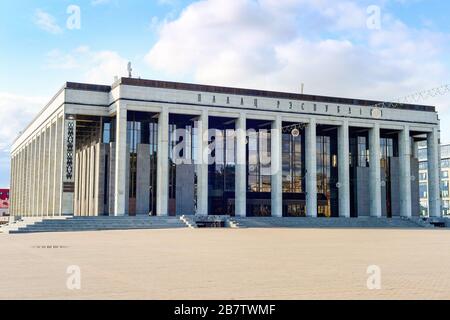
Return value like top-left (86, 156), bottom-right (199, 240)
top-left (372, 108), bottom-right (382, 119)
top-left (411, 175), bottom-right (416, 181)
top-left (336, 182), bottom-right (341, 188)
top-left (380, 180), bottom-right (386, 187)
top-left (291, 128), bottom-right (300, 137)
top-left (249, 165), bottom-right (256, 172)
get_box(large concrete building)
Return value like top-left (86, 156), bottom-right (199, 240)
top-left (9, 78), bottom-right (443, 219)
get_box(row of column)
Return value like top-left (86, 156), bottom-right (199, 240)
top-left (10, 116), bottom-right (64, 217)
top-left (111, 107), bottom-right (441, 218)
top-left (74, 142), bottom-right (103, 216)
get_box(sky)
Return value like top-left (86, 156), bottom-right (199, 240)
top-left (0, 0), bottom-right (449, 187)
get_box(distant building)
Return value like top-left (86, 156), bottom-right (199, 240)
top-left (418, 143), bottom-right (449, 217)
top-left (0, 188), bottom-right (10, 216)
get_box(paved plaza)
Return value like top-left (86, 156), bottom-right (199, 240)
top-left (1, 228), bottom-right (450, 300)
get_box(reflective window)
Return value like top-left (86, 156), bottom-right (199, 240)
top-left (441, 180), bottom-right (449, 198)
top-left (282, 133), bottom-right (302, 193)
top-left (317, 135), bottom-right (332, 217)
top-left (247, 129), bottom-right (272, 193)
top-left (419, 182), bottom-right (428, 199)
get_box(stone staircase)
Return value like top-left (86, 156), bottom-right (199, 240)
top-left (232, 217), bottom-right (434, 229)
top-left (0, 217), bottom-right (46, 234)
top-left (3, 216), bottom-right (187, 234)
top-left (2, 216), bottom-right (445, 234)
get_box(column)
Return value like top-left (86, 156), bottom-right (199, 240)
top-left (369, 124), bottom-right (382, 217)
top-left (427, 127), bottom-right (441, 217)
top-left (81, 147), bottom-right (87, 216)
top-left (114, 104), bottom-right (127, 216)
top-left (23, 146), bottom-right (29, 216)
top-left (10, 155), bottom-right (16, 216)
top-left (196, 109), bottom-right (209, 216)
top-left (271, 116), bottom-right (283, 217)
top-left (89, 144), bottom-right (95, 216)
top-left (338, 120), bottom-right (350, 218)
top-left (306, 119), bottom-right (317, 217)
top-left (47, 123), bottom-right (55, 216)
top-left (399, 125), bottom-right (412, 217)
top-left (41, 130), bottom-right (47, 216)
top-left (53, 117), bottom-right (62, 216)
top-left (26, 143), bottom-right (32, 216)
top-left (9, 156), bottom-right (14, 216)
top-left (156, 109), bottom-right (169, 216)
top-left (74, 151), bottom-right (80, 216)
top-left (34, 136), bottom-right (40, 215)
top-left (235, 114), bottom-right (247, 217)
top-left (18, 150), bottom-right (24, 216)
top-left (61, 117), bottom-right (77, 215)
top-left (30, 139), bottom-right (35, 216)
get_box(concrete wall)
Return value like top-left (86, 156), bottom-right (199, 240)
top-left (381, 170), bottom-right (387, 217)
top-left (356, 167), bottom-right (370, 217)
top-left (411, 157), bottom-right (420, 217)
top-left (390, 157), bottom-right (401, 217)
top-left (136, 144), bottom-right (151, 215)
top-left (175, 164), bottom-right (195, 215)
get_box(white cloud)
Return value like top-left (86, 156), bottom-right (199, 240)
top-left (45, 46), bottom-right (129, 84)
top-left (0, 93), bottom-right (47, 187)
top-left (145, 0), bottom-right (450, 142)
top-left (0, 93), bottom-right (47, 153)
top-left (85, 51), bottom-right (129, 83)
top-left (34, 9), bottom-right (63, 34)
top-left (91, 0), bottom-right (111, 5)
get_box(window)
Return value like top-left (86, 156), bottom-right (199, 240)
top-left (282, 132), bottom-right (302, 193)
top-left (357, 137), bottom-right (368, 167)
top-left (441, 180), bottom-right (449, 198)
top-left (419, 183), bottom-right (428, 199)
top-left (419, 162), bottom-right (427, 170)
top-left (248, 129), bottom-right (272, 193)
top-left (418, 149), bottom-right (427, 162)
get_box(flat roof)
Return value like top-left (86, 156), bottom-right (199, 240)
top-left (65, 77), bottom-right (436, 112)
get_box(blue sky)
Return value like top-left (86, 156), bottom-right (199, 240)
top-left (1, 0), bottom-right (450, 187)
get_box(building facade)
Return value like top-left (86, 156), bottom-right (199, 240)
top-left (9, 78), bottom-right (443, 218)
top-left (0, 188), bottom-right (9, 216)
top-left (419, 143), bottom-right (449, 216)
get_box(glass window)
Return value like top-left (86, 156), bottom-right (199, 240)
top-left (419, 183), bottom-right (428, 199)
top-left (419, 172), bottom-right (428, 181)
